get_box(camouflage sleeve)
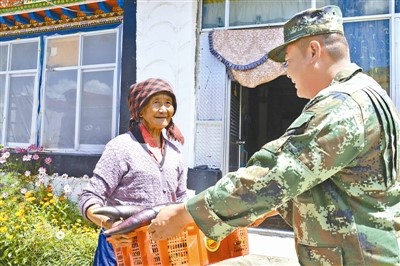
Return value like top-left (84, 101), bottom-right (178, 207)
top-left (186, 93), bottom-right (365, 241)
top-left (277, 201), bottom-right (293, 228)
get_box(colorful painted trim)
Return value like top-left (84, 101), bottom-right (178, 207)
top-left (0, 14), bottom-right (122, 37)
top-left (0, 0), bottom-right (87, 14)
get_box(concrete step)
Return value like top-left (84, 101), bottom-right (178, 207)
top-left (212, 228), bottom-right (299, 266)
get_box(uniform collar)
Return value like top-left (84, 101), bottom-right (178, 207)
top-left (330, 63), bottom-right (362, 86)
top-left (305, 64), bottom-right (363, 109)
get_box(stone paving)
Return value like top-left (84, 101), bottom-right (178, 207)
top-left (212, 228), bottom-right (300, 266)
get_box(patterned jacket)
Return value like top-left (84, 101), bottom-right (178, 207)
top-left (186, 64), bottom-right (400, 265)
top-left (79, 131), bottom-right (187, 220)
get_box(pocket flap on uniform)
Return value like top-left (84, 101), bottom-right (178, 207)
top-left (298, 243), bottom-right (343, 266)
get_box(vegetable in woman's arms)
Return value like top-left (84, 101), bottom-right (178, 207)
top-left (103, 203), bottom-right (173, 236)
top-left (92, 205), bottom-right (145, 222)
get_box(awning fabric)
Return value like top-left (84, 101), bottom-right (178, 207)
top-left (209, 27), bottom-right (286, 88)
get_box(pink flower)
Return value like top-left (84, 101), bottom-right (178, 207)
top-left (0, 157), bottom-right (6, 164)
top-left (32, 154), bottom-right (40, 161)
top-left (27, 144), bottom-right (38, 152)
top-left (25, 171), bottom-right (31, 177)
top-left (22, 155), bottom-right (32, 161)
top-left (44, 157), bottom-right (52, 165)
top-left (35, 176), bottom-right (45, 187)
top-left (38, 167), bottom-right (47, 174)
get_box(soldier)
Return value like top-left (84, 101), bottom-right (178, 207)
top-left (149, 5), bottom-right (400, 265)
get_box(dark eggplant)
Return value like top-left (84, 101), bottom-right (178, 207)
top-left (93, 205), bottom-right (145, 222)
top-left (103, 203), bottom-right (172, 236)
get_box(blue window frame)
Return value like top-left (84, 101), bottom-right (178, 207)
top-left (316, 0), bottom-right (389, 17)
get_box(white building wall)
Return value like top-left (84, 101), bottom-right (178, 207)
top-left (136, 0), bottom-right (198, 167)
top-left (394, 17), bottom-right (400, 110)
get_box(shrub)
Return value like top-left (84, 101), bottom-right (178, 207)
top-left (0, 145), bottom-right (98, 265)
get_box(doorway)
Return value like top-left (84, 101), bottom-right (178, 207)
top-left (229, 75), bottom-right (308, 230)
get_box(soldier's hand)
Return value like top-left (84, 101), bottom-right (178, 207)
top-left (148, 203), bottom-right (194, 240)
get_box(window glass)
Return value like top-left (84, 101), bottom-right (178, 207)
top-left (82, 32), bottom-right (117, 65)
top-left (46, 36), bottom-right (79, 68)
top-left (42, 30), bottom-right (119, 151)
top-left (11, 42), bottom-right (38, 70)
top-left (344, 20), bottom-right (390, 93)
top-left (202, 0), bottom-right (226, 28)
top-left (42, 70), bottom-right (77, 149)
top-left (229, 0), bottom-right (309, 26)
top-left (316, 0), bottom-right (389, 17)
top-left (7, 76), bottom-right (35, 143)
top-left (80, 71), bottom-right (113, 145)
top-left (0, 45), bottom-right (8, 71)
top-left (396, 0), bottom-right (400, 13)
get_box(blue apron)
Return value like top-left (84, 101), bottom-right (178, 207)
top-left (93, 229), bottom-right (116, 266)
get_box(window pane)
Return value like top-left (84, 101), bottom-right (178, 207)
top-left (46, 36), bottom-right (79, 68)
top-left (11, 42), bottom-right (38, 70)
top-left (344, 20), bottom-right (390, 93)
top-left (396, 0), bottom-right (400, 13)
top-left (7, 76), bottom-right (34, 143)
top-left (82, 32), bottom-right (117, 65)
top-left (202, 0), bottom-right (226, 28)
top-left (0, 45), bottom-right (8, 71)
top-left (229, 0), bottom-right (309, 26)
top-left (80, 71), bottom-right (113, 145)
top-left (316, 0), bottom-right (389, 17)
top-left (43, 70), bottom-right (77, 149)
top-left (0, 74), bottom-right (5, 141)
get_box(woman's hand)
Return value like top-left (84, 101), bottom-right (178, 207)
top-left (148, 203), bottom-right (194, 240)
top-left (86, 204), bottom-right (113, 229)
top-left (108, 221), bottom-right (133, 247)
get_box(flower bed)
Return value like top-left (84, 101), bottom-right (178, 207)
top-left (0, 145), bottom-right (98, 265)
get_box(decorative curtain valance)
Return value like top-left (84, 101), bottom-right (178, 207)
top-left (209, 27), bottom-right (286, 88)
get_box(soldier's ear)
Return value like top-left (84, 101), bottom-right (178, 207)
top-left (308, 40), bottom-right (321, 62)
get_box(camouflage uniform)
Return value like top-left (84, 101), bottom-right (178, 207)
top-left (187, 6), bottom-right (400, 266)
top-left (187, 64), bottom-right (400, 265)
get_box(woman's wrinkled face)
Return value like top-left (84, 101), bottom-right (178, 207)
top-left (140, 92), bottom-right (175, 130)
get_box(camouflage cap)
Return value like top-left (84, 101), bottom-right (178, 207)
top-left (268, 5), bottom-right (344, 62)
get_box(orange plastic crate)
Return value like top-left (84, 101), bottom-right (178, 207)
top-left (200, 226), bottom-right (249, 265)
top-left (108, 223), bottom-right (249, 266)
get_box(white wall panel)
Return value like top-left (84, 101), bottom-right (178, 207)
top-left (136, 0), bottom-right (197, 167)
top-left (394, 17), bottom-right (400, 110)
top-left (194, 33), bottom-right (227, 169)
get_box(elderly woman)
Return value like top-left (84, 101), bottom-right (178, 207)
top-left (78, 78), bottom-right (187, 265)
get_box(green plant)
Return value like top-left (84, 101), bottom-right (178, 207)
top-left (0, 145), bottom-right (98, 266)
